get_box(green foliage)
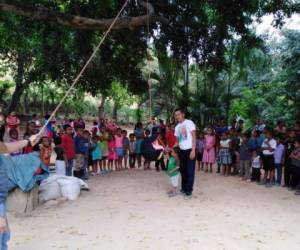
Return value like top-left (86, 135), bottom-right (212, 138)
top-left (227, 29), bottom-right (300, 126)
top-left (110, 81), bottom-right (135, 109)
top-left (135, 108), bottom-right (143, 123)
top-left (0, 80), bottom-right (14, 103)
top-left (67, 100), bottom-right (98, 117)
top-left (279, 29), bottom-right (300, 118)
top-left (0, 0), bottom-right (300, 124)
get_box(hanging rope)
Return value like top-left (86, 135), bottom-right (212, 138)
top-left (39, 0), bottom-right (130, 135)
top-left (146, 0), bottom-right (152, 120)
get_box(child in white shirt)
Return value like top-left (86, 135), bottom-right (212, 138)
top-left (251, 151), bottom-right (262, 182)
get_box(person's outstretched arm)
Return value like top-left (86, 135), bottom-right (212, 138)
top-left (0, 134), bottom-right (40, 154)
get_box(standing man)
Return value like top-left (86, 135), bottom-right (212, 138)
top-left (0, 134), bottom-right (39, 249)
top-left (174, 108), bottom-right (196, 198)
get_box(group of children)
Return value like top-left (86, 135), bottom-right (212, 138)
top-left (195, 122), bottom-right (300, 195)
top-left (41, 118), bottom-right (300, 197)
top-left (60, 125), bottom-right (136, 179)
top-left (5, 113), bottom-right (300, 197)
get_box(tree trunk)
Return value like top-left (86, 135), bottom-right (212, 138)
top-left (211, 75), bottom-right (217, 123)
top-left (136, 103), bottom-right (143, 123)
top-left (40, 84), bottom-right (44, 116)
top-left (23, 91), bottom-right (30, 114)
top-left (8, 84), bottom-right (25, 114)
top-left (98, 95), bottom-right (106, 120)
top-left (182, 55), bottom-right (189, 108)
top-left (50, 92), bottom-right (55, 108)
top-left (295, 98), bottom-right (300, 121)
top-left (0, 1), bottom-right (168, 31)
top-left (112, 102), bottom-right (118, 121)
top-left (7, 55), bottom-right (26, 114)
top-left (226, 73), bottom-right (231, 126)
top-left (203, 63), bottom-right (208, 126)
top-left (226, 46), bottom-right (235, 126)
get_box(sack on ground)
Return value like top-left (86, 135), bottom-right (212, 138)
top-left (39, 179), bottom-right (62, 203)
top-left (57, 177), bottom-right (81, 201)
top-left (39, 175), bottom-right (88, 202)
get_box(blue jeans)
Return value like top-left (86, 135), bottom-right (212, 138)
top-left (275, 163), bottom-right (282, 184)
top-left (0, 204), bottom-right (10, 250)
top-left (179, 149), bottom-right (196, 195)
top-left (66, 159), bottom-right (74, 176)
top-left (0, 229), bottom-right (9, 250)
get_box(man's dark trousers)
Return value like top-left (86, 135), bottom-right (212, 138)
top-left (179, 149), bottom-right (196, 195)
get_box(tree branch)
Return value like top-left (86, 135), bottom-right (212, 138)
top-left (0, 0), bottom-right (168, 30)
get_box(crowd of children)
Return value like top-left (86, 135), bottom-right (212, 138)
top-left (1, 114), bottom-right (140, 179)
top-left (195, 119), bottom-right (300, 195)
top-left (2, 112), bottom-right (300, 197)
top-left (58, 124), bottom-right (135, 179)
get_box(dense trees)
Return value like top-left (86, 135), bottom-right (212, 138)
top-left (0, 0), bottom-right (299, 124)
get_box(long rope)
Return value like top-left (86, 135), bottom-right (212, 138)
top-left (39, 0), bottom-right (130, 135)
top-left (146, 0), bottom-right (152, 120)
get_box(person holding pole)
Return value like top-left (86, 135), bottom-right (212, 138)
top-left (0, 134), bottom-right (39, 249)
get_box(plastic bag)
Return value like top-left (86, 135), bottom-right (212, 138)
top-left (39, 179), bottom-right (62, 203)
top-left (57, 178), bottom-right (81, 201)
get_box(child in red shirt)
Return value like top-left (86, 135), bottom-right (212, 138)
top-left (61, 124), bottom-right (75, 176)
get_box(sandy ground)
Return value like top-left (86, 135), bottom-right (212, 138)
top-left (8, 168), bottom-right (300, 250)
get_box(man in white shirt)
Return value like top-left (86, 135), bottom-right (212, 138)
top-left (259, 127), bottom-right (277, 187)
top-left (174, 108), bottom-right (196, 198)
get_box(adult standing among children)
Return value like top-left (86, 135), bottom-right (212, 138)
top-left (174, 108), bottom-right (196, 198)
top-left (0, 134), bottom-right (39, 250)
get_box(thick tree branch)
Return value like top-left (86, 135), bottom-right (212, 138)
top-left (0, 0), bottom-right (168, 30)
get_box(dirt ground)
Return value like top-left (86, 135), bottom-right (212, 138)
top-left (8, 168), bottom-right (300, 250)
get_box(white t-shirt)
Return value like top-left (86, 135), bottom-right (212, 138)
top-left (175, 119), bottom-right (196, 150)
top-left (220, 139), bottom-right (231, 148)
top-left (261, 138), bottom-right (277, 155)
top-left (252, 156), bottom-right (261, 168)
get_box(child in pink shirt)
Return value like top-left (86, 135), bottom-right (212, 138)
top-left (115, 128), bottom-right (124, 170)
top-left (202, 127), bottom-right (216, 173)
top-left (108, 134), bottom-right (118, 171)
